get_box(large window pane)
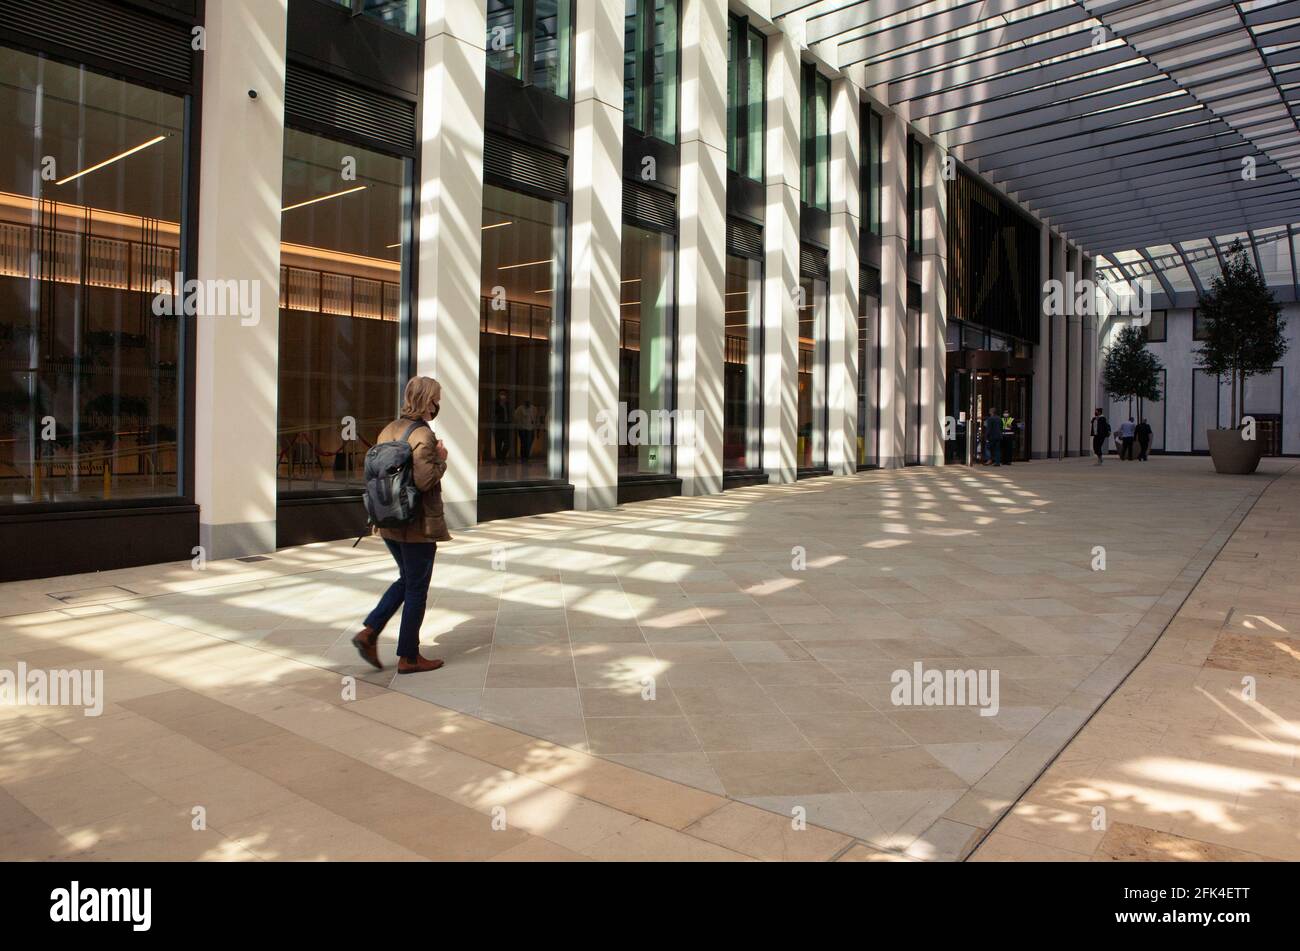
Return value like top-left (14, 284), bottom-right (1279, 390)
top-left (724, 253), bottom-right (762, 471)
top-left (744, 28), bottom-right (764, 182)
top-left (798, 274), bottom-right (828, 468)
top-left (857, 290), bottom-right (879, 466)
top-left (726, 19), bottom-right (764, 181)
top-left (801, 67), bottom-right (829, 211)
top-left (486, 0), bottom-right (522, 79)
top-left (619, 225), bottom-right (675, 476)
top-left (479, 184), bottom-right (567, 482)
top-left (625, 0), bottom-right (645, 129)
top-left (533, 0), bottom-right (572, 99)
top-left (906, 306), bottom-right (921, 463)
top-left (726, 18), bottom-right (738, 173)
top-left (362, 0), bottom-right (419, 34)
top-left (487, 0), bottom-right (571, 98)
top-left (866, 110), bottom-right (881, 235)
top-left (650, 0), bottom-right (678, 142)
top-left (626, 0), bottom-right (678, 142)
top-left (0, 47), bottom-right (186, 505)
top-left (278, 131), bottom-right (408, 494)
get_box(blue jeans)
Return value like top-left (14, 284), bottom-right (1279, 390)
top-left (364, 541), bottom-right (436, 660)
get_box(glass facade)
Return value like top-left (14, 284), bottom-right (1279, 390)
top-left (797, 273), bottom-right (828, 468)
top-left (857, 285), bottom-right (879, 467)
top-left (908, 135), bottom-right (922, 253)
top-left (487, 0), bottom-right (572, 99)
top-left (624, 0), bottom-right (679, 143)
top-left (863, 109), bottom-right (882, 236)
top-left (479, 184), bottom-right (567, 483)
top-left (906, 306), bottom-right (921, 463)
top-left (277, 130), bottom-right (409, 494)
top-left (0, 47), bottom-right (186, 505)
top-left (726, 16), bottom-right (764, 182)
top-left (801, 65), bottom-right (830, 211)
top-left (724, 253), bottom-right (763, 471)
top-left (619, 224), bottom-right (675, 476)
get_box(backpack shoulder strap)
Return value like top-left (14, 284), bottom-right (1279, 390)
top-left (401, 420), bottom-right (426, 443)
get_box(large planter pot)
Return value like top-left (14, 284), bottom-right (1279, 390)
top-left (1207, 429), bottom-right (1263, 474)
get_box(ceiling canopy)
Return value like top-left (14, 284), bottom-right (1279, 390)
top-left (776, 0), bottom-right (1300, 254)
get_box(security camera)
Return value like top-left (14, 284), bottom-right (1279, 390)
top-left (248, 89), bottom-right (258, 100)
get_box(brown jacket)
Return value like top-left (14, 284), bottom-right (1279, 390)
top-left (373, 416), bottom-right (452, 544)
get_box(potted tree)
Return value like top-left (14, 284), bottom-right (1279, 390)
top-left (1195, 240), bottom-right (1288, 474)
top-left (1102, 323), bottom-right (1163, 452)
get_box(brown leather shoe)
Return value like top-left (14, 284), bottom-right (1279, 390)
top-left (351, 627), bottom-right (383, 670)
top-left (397, 654), bottom-right (445, 675)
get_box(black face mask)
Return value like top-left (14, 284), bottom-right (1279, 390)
top-left (429, 400), bottom-right (440, 421)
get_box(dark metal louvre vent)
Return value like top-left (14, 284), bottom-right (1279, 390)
top-left (727, 218), bottom-right (763, 259)
top-left (0, 0), bottom-right (193, 87)
top-left (800, 246), bottom-right (829, 281)
top-left (861, 266), bottom-right (882, 298)
top-left (285, 64), bottom-right (417, 154)
top-left (623, 181), bottom-right (676, 231)
top-left (484, 132), bottom-right (568, 197)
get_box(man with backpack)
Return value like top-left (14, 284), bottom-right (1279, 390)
top-left (1091, 408), bottom-right (1111, 465)
top-left (351, 376), bottom-right (450, 675)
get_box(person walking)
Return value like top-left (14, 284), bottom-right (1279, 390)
top-left (1000, 410), bottom-right (1017, 467)
top-left (1090, 408), bottom-right (1110, 465)
top-left (1118, 416), bottom-right (1136, 460)
top-left (351, 376), bottom-right (451, 674)
top-left (983, 408), bottom-right (1003, 466)
top-left (492, 389), bottom-right (511, 465)
top-left (514, 399), bottom-right (538, 465)
top-left (1135, 418), bottom-right (1152, 461)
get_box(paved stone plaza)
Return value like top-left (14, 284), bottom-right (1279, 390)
top-left (2, 457), bottom-right (1297, 861)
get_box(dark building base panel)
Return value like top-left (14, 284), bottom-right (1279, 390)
top-left (724, 472), bottom-right (771, 490)
top-left (276, 496), bottom-right (368, 549)
top-left (478, 484), bottom-right (575, 523)
top-left (0, 505), bottom-right (199, 583)
top-left (618, 478), bottom-right (682, 504)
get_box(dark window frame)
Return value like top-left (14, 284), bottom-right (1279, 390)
top-left (1141, 309), bottom-right (1168, 343)
top-left (861, 106), bottom-right (882, 237)
top-left (624, 0), bottom-right (681, 145)
top-left (486, 0), bottom-right (575, 101)
top-left (907, 134), bottom-right (923, 254)
top-left (800, 62), bottom-right (830, 212)
top-left (726, 14), bottom-right (765, 184)
top-left (1193, 307), bottom-right (1210, 342)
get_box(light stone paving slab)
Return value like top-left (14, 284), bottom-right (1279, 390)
top-left (972, 462), bottom-right (1300, 862)
top-left (1, 455), bottom-right (1291, 860)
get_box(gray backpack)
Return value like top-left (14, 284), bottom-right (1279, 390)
top-left (361, 421), bottom-right (426, 530)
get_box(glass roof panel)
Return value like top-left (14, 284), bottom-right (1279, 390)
top-left (1255, 227), bottom-right (1293, 287)
top-left (1180, 237), bottom-right (1223, 288)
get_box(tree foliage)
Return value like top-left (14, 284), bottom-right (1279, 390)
top-left (1195, 239), bottom-right (1288, 428)
top-left (1102, 324), bottom-right (1163, 415)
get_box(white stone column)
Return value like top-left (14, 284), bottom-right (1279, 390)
top-left (827, 75), bottom-right (860, 476)
top-left (1032, 223), bottom-right (1051, 458)
top-left (416, 1), bottom-right (487, 528)
top-left (194, 0), bottom-right (287, 559)
top-left (677, 0), bottom-right (727, 496)
top-left (566, 0), bottom-right (624, 509)
top-left (1067, 244), bottom-right (1083, 455)
top-left (1050, 234), bottom-right (1068, 459)
top-left (878, 109), bottom-right (909, 468)
top-left (920, 138), bottom-right (948, 466)
top-left (763, 28), bottom-right (801, 484)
